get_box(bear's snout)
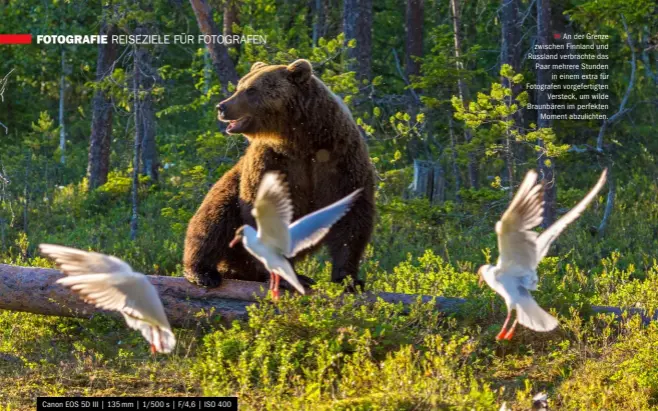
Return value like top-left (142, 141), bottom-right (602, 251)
top-left (216, 102), bottom-right (227, 118)
top-left (217, 98), bottom-right (243, 122)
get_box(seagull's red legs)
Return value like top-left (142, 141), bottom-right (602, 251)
top-left (272, 274), bottom-right (280, 300)
top-left (269, 272), bottom-right (280, 300)
top-left (150, 328), bottom-right (157, 355)
top-left (503, 320), bottom-right (518, 340)
top-left (496, 312), bottom-right (512, 341)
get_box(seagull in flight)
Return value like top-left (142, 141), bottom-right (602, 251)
top-left (39, 244), bottom-right (176, 354)
top-left (478, 169), bottom-right (607, 340)
top-left (229, 172), bottom-right (362, 300)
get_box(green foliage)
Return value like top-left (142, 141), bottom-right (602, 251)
top-left (452, 65), bottom-right (570, 176)
top-left (0, 0), bottom-right (656, 408)
top-left (557, 318), bottom-right (658, 409)
top-left (193, 285), bottom-right (497, 409)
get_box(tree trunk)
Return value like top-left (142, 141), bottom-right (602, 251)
top-left (500, 0), bottom-right (521, 188)
top-left (0, 265), bottom-right (252, 328)
top-left (0, 69), bottom-right (14, 134)
top-left (223, 0), bottom-right (239, 56)
top-left (450, 0), bottom-right (478, 189)
top-left (222, 0), bottom-right (238, 37)
top-left (58, 49), bottom-right (66, 165)
top-left (130, 42), bottom-right (142, 241)
top-left (500, 0), bottom-right (520, 81)
top-left (505, 130), bottom-right (514, 197)
top-left (449, 117), bottom-right (461, 203)
top-left (139, 94), bottom-right (158, 182)
top-left (203, 50), bottom-right (212, 94)
top-left (189, 0), bottom-right (239, 94)
top-left (134, 35), bottom-right (159, 182)
top-left (343, 0), bottom-right (373, 81)
top-left (87, 23), bottom-right (118, 190)
top-left (536, 0), bottom-right (556, 227)
top-left (598, 170), bottom-right (615, 234)
top-left (404, 0), bottom-right (423, 79)
top-left (312, 0), bottom-right (325, 46)
top-left (22, 151), bottom-right (30, 234)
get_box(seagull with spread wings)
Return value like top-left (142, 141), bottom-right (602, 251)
top-left (478, 169), bottom-right (608, 340)
top-left (39, 244), bottom-right (176, 354)
top-left (229, 172), bottom-right (362, 300)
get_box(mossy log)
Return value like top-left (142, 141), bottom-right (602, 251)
top-left (0, 264), bottom-right (652, 328)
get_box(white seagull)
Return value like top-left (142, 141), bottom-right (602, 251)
top-left (39, 244), bottom-right (176, 354)
top-left (478, 169), bottom-right (608, 340)
top-left (229, 172), bottom-right (362, 300)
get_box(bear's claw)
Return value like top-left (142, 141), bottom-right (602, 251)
top-left (185, 271), bottom-right (223, 288)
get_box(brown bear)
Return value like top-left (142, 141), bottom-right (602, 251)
top-left (183, 59), bottom-right (375, 291)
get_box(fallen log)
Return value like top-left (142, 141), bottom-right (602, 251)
top-left (0, 264), bottom-right (467, 328)
top-left (0, 264), bottom-right (260, 328)
top-left (0, 264), bottom-right (655, 329)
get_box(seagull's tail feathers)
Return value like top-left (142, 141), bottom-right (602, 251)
top-left (515, 295), bottom-right (558, 332)
top-left (147, 325), bottom-right (177, 354)
top-left (123, 313), bottom-right (176, 354)
top-left (281, 273), bottom-right (306, 295)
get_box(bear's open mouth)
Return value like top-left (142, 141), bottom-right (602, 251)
top-left (226, 116), bottom-right (251, 134)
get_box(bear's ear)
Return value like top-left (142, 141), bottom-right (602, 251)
top-left (251, 62), bottom-right (267, 72)
top-left (287, 59), bottom-right (312, 84)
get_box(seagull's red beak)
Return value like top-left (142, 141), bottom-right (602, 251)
top-left (229, 235), bottom-right (241, 248)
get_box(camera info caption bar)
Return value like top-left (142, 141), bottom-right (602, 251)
top-left (36, 397), bottom-right (238, 411)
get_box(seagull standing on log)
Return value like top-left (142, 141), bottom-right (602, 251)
top-left (39, 244), bottom-right (176, 354)
top-left (229, 172), bottom-right (362, 300)
top-left (478, 169), bottom-right (608, 341)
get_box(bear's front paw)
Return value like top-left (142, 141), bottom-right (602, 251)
top-left (340, 277), bottom-right (365, 293)
top-left (185, 270), bottom-right (223, 288)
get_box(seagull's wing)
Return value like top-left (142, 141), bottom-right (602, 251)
top-left (39, 243), bottom-right (133, 276)
top-left (496, 170), bottom-right (544, 276)
top-left (252, 172), bottom-right (293, 252)
top-left (270, 256), bottom-right (305, 295)
top-left (535, 169), bottom-right (608, 260)
top-left (39, 244), bottom-right (176, 353)
top-left (287, 188), bottom-right (362, 257)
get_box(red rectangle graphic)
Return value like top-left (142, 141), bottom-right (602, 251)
top-left (0, 34), bottom-right (32, 44)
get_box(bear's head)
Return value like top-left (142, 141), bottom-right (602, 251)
top-left (216, 59), bottom-right (313, 136)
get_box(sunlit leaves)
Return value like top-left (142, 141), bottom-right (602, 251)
top-left (451, 65), bottom-right (570, 170)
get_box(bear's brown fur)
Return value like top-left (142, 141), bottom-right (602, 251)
top-left (183, 59), bottom-right (375, 290)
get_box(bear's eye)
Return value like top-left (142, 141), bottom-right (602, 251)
top-left (246, 88), bottom-right (257, 95)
